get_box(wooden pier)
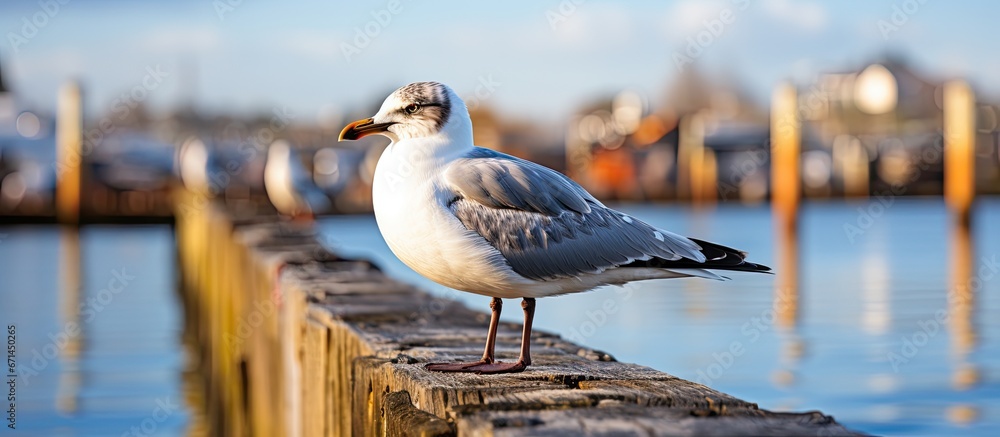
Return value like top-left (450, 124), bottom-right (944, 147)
top-left (174, 189), bottom-right (865, 436)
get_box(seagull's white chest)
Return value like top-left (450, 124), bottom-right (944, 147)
top-left (371, 144), bottom-right (529, 296)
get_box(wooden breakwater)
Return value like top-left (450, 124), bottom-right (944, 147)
top-left (174, 189), bottom-right (865, 437)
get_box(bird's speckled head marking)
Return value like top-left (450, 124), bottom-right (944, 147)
top-left (374, 81), bottom-right (456, 141)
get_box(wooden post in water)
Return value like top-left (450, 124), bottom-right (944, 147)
top-left (679, 112), bottom-right (710, 203)
top-left (681, 111), bottom-right (719, 205)
top-left (690, 144), bottom-right (718, 206)
top-left (771, 82), bottom-right (800, 231)
top-left (834, 136), bottom-right (870, 198)
top-left (56, 81), bottom-right (83, 224)
top-left (944, 80), bottom-right (976, 226)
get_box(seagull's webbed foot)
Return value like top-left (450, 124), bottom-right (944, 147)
top-left (463, 360), bottom-right (528, 374)
top-left (424, 360), bottom-right (492, 372)
top-left (424, 359), bottom-right (527, 374)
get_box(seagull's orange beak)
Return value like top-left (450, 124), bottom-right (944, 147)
top-left (338, 117), bottom-right (395, 141)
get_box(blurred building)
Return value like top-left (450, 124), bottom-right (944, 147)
top-left (566, 67), bottom-right (769, 202)
top-left (800, 57), bottom-right (1000, 197)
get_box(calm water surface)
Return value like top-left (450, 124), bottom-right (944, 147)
top-left (320, 198), bottom-right (1000, 437)
top-left (0, 225), bottom-right (201, 436)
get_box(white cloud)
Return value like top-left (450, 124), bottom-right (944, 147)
top-left (761, 0), bottom-right (828, 32)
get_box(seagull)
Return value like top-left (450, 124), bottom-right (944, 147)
top-left (177, 137), bottom-right (223, 196)
top-left (339, 82), bottom-right (770, 374)
top-left (264, 140), bottom-right (332, 220)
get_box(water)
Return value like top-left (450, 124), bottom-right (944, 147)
top-left (319, 198), bottom-right (1000, 437)
top-left (0, 225), bottom-right (201, 436)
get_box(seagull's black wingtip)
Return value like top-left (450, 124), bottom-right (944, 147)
top-left (624, 239), bottom-right (773, 274)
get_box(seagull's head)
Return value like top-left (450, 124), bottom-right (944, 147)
top-left (339, 81), bottom-right (471, 145)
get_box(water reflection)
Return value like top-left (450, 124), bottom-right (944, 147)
top-left (772, 225), bottom-right (802, 388)
top-left (57, 228), bottom-right (83, 415)
top-left (948, 223), bottom-right (978, 393)
top-left (774, 225), bottom-right (799, 329)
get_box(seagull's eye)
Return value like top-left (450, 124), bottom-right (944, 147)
top-left (404, 103), bottom-right (420, 114)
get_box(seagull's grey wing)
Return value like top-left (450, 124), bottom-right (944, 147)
top-left (443, 148), bottom-right (707, 281)
top-left (443, 147), bottom-right (598, 216)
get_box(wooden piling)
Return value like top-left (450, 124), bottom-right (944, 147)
top-left (56, 81), bottom-right (83, 225)
top-left (690, 145), bottom-right (718, 206)
top-left (677, 112), bottom-right (705, 202)
top-left (174, 191), bottom-right (866, 436)
top-left (944, 80), bottom-right (976, 226)
top-left (771, 82), bottom-right (801, 231)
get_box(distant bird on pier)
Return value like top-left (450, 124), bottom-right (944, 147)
top-left (177, 137), bottom-right (222, 196)
top-left (264, 140), bottom-right (331, 220)
top-left (340, 82), bottom-right (770, 374)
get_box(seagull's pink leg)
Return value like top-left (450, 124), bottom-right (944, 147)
top-left (425, 297), bottom-right (502, 372)
top-left (426, 298), bottom-right (535, 375)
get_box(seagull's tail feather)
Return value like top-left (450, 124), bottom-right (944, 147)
top-left (625, 238), bottom-right (772, 274)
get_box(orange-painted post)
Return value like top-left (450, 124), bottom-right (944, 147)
top-left (771, 82), bottom-right (801, 231)
top-left (56, 81), bottom-right (83, 224)
top-left (943, 80), bottom-right (976, 226)
top-left (690, 142), bottom-right (717, 206)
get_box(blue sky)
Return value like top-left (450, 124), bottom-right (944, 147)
top-left (1, 0), bottom-right (996, 125)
